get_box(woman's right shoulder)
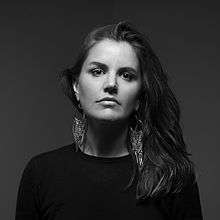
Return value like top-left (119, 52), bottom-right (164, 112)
top-left (18, 143), bottom-right (79, 201)
top-left (24, 143), bottom-right (78, 172)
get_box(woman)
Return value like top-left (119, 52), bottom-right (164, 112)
top-left (16, 21), bottom-right (203, 219)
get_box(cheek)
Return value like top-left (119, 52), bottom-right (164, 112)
top-left (78, 76), bottom-right (99, 103)
top-left (122, 84), bottom-right (141, 106)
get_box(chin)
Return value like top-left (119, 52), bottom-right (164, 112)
top-left (93, 113), bottom-right (129, 124)
top-left (97, 114), bottom-right (121, 122)
top-left (86, 109), bottom-right (131, 123)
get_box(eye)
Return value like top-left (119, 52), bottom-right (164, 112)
top-left (120, 71), bottom-right (136, 81)
top-left (89, 68), bottom-right (104, 76)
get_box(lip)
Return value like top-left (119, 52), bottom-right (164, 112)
top-left (96, 97), bottom-right (120, 105)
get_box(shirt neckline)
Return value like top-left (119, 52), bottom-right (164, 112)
top-left (77, 146), bottom-right (132, 163)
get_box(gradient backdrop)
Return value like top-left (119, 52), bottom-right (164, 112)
top-left (1, 1), bottom-right (219, 219)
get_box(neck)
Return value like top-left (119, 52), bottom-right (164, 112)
top-left (82, 117), bottom-right (129, 157)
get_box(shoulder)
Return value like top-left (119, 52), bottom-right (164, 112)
top-left (159, 180), bottom-right (203, 219)
top-left (18, 143), bottom-right (79, 201)
top-left (24, 143), bottom-right (78, 174)
top-left (31, 143), bottom-right (76, 162)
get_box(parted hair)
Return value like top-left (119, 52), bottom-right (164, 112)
top-left (58, 21), bottom-right (195, 201)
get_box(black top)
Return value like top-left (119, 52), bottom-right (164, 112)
top-left (15, 144), bottom-right (203, 220)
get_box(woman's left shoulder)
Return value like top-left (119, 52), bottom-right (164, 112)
top-left (160, 181), bottom-right (203, 219)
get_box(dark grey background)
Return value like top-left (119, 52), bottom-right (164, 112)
top-left (1, 1), bottom-right (219, 219)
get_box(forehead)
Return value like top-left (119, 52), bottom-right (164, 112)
top-left (84, 39), bottom-right (139, 69)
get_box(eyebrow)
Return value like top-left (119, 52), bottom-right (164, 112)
top-left (88, 62), bottom-right (108, 71)
top-left (88, 61), bottom-right (138, 74)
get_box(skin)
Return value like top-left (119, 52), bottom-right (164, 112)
top-left (73, 39), bottom-right (142, 157)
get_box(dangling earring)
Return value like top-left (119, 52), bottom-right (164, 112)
top-left (72, 84), bottom-right (87, 150)
top-left (129, 112), bottom-right (144, 171)
top-left (71, 90), bottom-right (87, 150)
top-left (72, 113), bottom-right (87, 151)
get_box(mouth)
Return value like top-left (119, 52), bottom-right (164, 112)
top-left (96, 97), bottom-right (120, 105)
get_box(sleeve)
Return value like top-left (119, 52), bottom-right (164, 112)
top-left (15, 158), bottom-right (41, 220)
top-left (170, 181), bottom-right (203, 220)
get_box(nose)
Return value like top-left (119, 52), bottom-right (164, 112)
top-left (103, 72), bottom-right (118, 94)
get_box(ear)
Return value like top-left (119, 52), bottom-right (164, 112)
top-left (73, 82), bottom-right (79, 101)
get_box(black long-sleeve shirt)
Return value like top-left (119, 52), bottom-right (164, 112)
top-left (15, 144), bottom-right (203, 220)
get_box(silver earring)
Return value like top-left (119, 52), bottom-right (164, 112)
top-left (129, 113), bottom-right (144, 171)
top-left (72, 114), bottom-right (87, 150)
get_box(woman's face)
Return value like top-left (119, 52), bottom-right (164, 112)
top-left (74, 39), bottom-right (142, 123)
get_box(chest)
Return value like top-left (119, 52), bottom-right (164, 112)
top-left (37, 161), bottom-right (165, 220)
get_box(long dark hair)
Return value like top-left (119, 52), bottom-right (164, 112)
top-left (58, 21), bottom-right (195, 201)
